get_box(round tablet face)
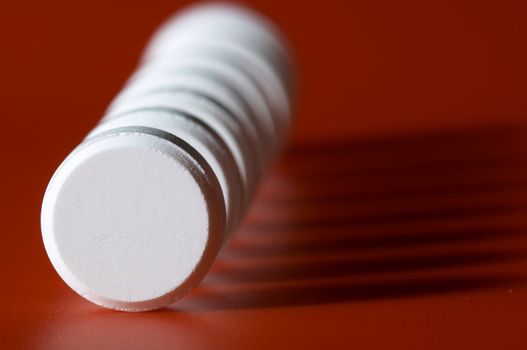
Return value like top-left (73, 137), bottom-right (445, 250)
top-left (41, 132), bottom-right (225, 311)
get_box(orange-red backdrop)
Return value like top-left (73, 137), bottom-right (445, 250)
top-left (1, 0), bottom-right (527, 349)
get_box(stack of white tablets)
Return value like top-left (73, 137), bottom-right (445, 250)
top-left (40, 3), bottom-right (294, 312)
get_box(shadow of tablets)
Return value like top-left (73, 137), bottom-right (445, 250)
top-left (176, 123), bottom-right (527, 311)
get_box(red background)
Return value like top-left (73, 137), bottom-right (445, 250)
top-left (1, 0), bottom-right (527, 349)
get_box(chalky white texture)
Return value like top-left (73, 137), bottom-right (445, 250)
top-left (42, 133), bottom-right (225, 311)
top-left (41, 3), bottom-right (294, 311)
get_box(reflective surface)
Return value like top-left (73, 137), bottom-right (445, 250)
top-left (4, 125), bottom-right (527, 349)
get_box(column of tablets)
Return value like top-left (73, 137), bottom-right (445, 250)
top-left (41, 3), bottom-right (294, 311)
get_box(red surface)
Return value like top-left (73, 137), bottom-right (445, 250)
top-left (2, 0), bottom-right (527, 349)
